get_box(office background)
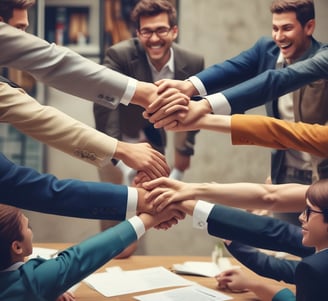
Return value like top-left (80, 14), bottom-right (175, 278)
top-left (25, 0), bottom-right (328, 255)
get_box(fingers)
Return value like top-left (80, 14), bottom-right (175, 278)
top-left (148, 100), bottom-right (189, 124)
top-left (153, 114), bottom-right (180, 129)
top-left (147, 88), bottom-right (189, 115)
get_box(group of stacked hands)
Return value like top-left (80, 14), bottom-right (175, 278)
top-left (2, 4), bottom-right (328, 299)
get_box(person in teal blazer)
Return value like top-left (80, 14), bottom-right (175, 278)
top-left (0, 203), bottom-right (183, 301)
top-left (175, 178), bottom-right (328, 301)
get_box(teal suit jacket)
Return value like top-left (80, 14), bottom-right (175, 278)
top-left (0, 153), bottom-right (129, 219)
top-left (0, 220), bottom-right (137, 301)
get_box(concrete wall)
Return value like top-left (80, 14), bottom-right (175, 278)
top-left (27, 0), bottom-right (328, 255)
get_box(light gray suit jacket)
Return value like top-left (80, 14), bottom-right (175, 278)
top-left (1, 22), bottom-right (131, 109)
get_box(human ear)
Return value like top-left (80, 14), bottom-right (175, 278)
top-left (11, 241), bottom-right (23, 255)
top-left (305, 19), bottom-right (315, 36)
top-left (171, 25), bottom-right (178, 41)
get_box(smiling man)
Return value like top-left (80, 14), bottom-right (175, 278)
top-left (93, 0), bottom-right (204, 257)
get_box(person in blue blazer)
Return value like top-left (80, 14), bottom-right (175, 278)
top-left (0, 152), bottom-right (154, 220)
top-left (175, 179), bottom-right (328, 301)
top-left (0, 203), bottom-right (183, 301)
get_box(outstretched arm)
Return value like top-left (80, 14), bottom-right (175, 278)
top-left (0, 83), bottom-right (169, 178)
top-left (0, 23), bottom-right (188, 114)
top-left (173, 200), bottom-right (314, 257)
top-left (144, 177), bottom-right (308, 213)
top-left (231, 114), bottom-right (328, 158)
top-left (152, 107), bottom-right (328, 159)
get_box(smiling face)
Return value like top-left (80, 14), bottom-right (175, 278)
top-left (137, 12), bottom-right (178, 71)
top-left (299, 199), bottom-right (328, 252)
top-left (272, 11), bottom-right (315, 64)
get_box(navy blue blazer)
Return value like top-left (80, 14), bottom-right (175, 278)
top-left (226, 241), bottom-right (298, 284)
top-left (0, 153), bottom-right (129, 220)
top-left (225, 241), bottom-right (328, 300)
top-left (207, 204), bottom-right (314, 258)
top-left (295, 249), bottom-right (328, 301)
top-left (206, 205), bottom-right (328, 301)
top-left (196, 36), bottom-right (323, 113)
top-left (196, 36), bottom-right (324, 183)
top-left (221, 46), bottom-right (328, 114)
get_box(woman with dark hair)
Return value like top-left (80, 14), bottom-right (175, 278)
top-left (0, 204), bottom-right (183, 301)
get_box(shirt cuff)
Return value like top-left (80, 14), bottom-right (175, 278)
top-left (120, 78), bottom-right (137, 106)
top-left (126, 187), bottom-right (138, 219)
top-left (128, 216), bottom-right (145, 239)
top-left (193, 200), bottom-right (215, 229)
top-left (188, 76), bottom-right (207, 96)
top-left (205, 92), bottom-right (231, 115)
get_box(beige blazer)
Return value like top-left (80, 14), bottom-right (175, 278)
top-left (0, 83), bottom-right (117, 167)
top-left (231, 114), bottom-right (328, 158)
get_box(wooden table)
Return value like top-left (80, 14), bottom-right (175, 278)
top-left (34, 243), bottom-right (296, 301)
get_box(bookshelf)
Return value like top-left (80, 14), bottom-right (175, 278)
top-left (41, 0), bottom-right (102, 59)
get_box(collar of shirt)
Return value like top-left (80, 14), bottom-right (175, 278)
top-left (147, 48), bottom-right (175, 82)
top-left (276, 52), bottom-right (288, 68)
top-left (0, 261), bottom-right (24, 272)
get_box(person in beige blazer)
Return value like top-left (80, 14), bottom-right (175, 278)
top-left (0, 82), bottom-right (171, 177)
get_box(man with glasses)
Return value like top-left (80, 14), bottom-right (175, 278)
top-left (93, 0), bottom-right (203, 257)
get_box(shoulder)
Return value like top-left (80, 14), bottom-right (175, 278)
top-left (106, 38), bottom-right (143, 57)
top-left (172, 43), bottom-right (204, 62)
top-left (297, 250), bottom-right (328, 273)
top-left (253, 36), bottom-right (278, 51)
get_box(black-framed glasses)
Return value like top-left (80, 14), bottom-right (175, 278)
top-left (138, 27), bottom-right (172, 38)
top-left (302, 205), bottom-right (324, 221)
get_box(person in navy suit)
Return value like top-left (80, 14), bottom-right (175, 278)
top-left (173, 179), bottom-right (328, 301)
top-left (0, 152), bottom-right (157, 221)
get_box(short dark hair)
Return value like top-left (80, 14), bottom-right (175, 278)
top-left (0, 0), bottom-right (35, 23)
top-left (270, 0), bottom-right (315, 27)
top-left (306, 179), bottom-right (328, 223)
top-left (131, 0), bottom-right (177, 29)
top-left (0, 205), bottom-right (23, 270)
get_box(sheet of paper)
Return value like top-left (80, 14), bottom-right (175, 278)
top-left (30, 247), bottom-right (59, 259)
top-left (134, 284), bottom-right (233, 301)
top-left (172, 258), bottom-right (239, 277)
top-left (83, 266), bottom-right (195, 297)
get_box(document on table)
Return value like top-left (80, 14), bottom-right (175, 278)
top-left (134, 284), bottom-right (233, 301)
top-left (83, 266), bottom-right (195, 297)
top-left (172, 258), bottom-right (239, 277)
top-left (30, 247), bottom-right (59, 259)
